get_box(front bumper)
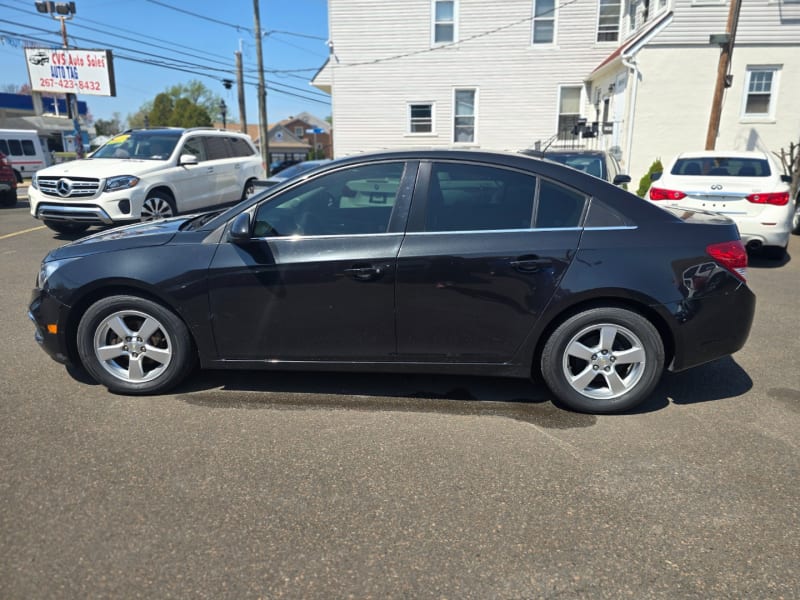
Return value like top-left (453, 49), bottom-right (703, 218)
top-left (29, 288), bottom-right (71, 364)
top-left (30, 186), bottom-right (146, 224)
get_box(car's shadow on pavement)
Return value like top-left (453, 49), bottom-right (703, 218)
top-left (158, 355), bottom-right (752, 426)
top-left (747, 249), bottom-right (791, 268)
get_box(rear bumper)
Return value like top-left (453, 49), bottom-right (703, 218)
top-left (666, 283), bottom-right (756, 372)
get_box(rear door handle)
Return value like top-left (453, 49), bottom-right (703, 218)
top-left (510, 255), bottom-right (549, 273)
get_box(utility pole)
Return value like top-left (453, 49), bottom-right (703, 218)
top-left (35, 1), bottom-right (84, 158)
top-left (235, 48), bottom-right (247, 135)
top-left (253, 0), bottom-right (270, 176)
top-left (705, 0), bottom-right (742, 150)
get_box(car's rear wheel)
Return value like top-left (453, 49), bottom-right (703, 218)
top-left (77, 295), bottom-right (195, 395)
top-left (540, 307), bottom-right (664, 414)
top-left (43, 220), bottom-right (90, 235)
top-left (141, 191), bottom-right (176, 221)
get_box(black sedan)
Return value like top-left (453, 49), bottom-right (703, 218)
top-left (29, 150), bottom-right (755, 413)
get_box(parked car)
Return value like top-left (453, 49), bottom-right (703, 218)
top-left (0, 151), bottom-right (18, 207)
top-left (29, 149), bottom-right (755, 414)
top-left (521, 149), bottom-right (631, 186)
top-left (269, 159), bottom-right (301, 175)
top-left (29, 127), bottom-right (264, 235)
top-left (646, 151), bottom-right (793, 259)
top-left (260, 159), bottom-right (332, 188)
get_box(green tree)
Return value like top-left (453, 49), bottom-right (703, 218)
top-left (637, 158), bottom-right (663, 197)
top-left (171, 98), bottom-right (212, 128)
top-left (164, 80), bottom-right (223, 119)
top-left (94, 112), bottom-right (124, 136)
top-left (149, 93), bottom-right (174, 128)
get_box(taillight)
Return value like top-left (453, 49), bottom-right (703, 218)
top-left (706, 240), bottom-right (747, 282)
top-left (746, 192), bottom-right (789, 206)
top-left (649, 187), bottom-right (687, 201)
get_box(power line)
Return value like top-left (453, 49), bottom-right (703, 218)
top-left (143, 0), bottom-right (253, 34)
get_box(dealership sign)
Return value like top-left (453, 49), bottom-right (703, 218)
top-left (24, 48), bottom-right (116, 97)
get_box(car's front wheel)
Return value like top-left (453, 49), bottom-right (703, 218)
top-left (76, 295), bottom-right (195, 394)
top-left (141, 191), bottom-right (176, 221)
top-left (540, 307), bottom-right (664, 414)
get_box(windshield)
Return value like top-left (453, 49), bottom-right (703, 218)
top-left (671, 157), bottom-right (771, 177)
top-left (545, 154), bottom-right (606, 179)
top-left (92, 132), bottom-right (181, 160)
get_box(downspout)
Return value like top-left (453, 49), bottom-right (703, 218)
top-left (620, 53), bottom-right (640, 175)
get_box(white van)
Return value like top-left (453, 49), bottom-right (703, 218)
top-left (0, 129), bottom-right (51, 181)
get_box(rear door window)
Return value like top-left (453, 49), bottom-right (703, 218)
top-left (204, 136), bottom-right (231, 160)
top-left (425, 163), bottom-right (536, 231)
top-left (536, 179), bottom-right (588, 228)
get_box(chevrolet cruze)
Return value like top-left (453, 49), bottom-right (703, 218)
top-left (30, 150), bottom-right (756, 413)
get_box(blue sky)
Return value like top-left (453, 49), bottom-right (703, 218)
top-left (0, 0), bottom-right (331, 125)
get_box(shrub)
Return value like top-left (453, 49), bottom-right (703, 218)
top-left (637, 158), bottom-right (663, 197)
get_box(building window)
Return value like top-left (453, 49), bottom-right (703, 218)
top-left (453, 89), bottom-right (476, 143)
top-left (557, 86), bottom-right (582, 139)
top-left (742, 67), bottom-right (780, 119)
top-left (597, 0), bottom-right (622, 42)
top-left (532, 0), bottom-right (556, 44)
top-left (432, 0), bottom-right (456, 44)
top-left (295, 126), bottom-right (304, 138)
top-left (408, 103), bottom-right (434, 134)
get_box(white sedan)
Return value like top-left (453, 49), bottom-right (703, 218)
top-left (647, 150), bottom-right (793, 259)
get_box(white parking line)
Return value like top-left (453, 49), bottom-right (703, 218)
top-left (0, 225), bottom-right (46, 240)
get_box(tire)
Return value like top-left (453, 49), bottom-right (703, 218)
top-left (242, 178), bottom-right (257, 200)
top-left (141, 191), bottom-right (176, 221)
top-left (43, 220), bottom-right (90, 235)
top-left (540, 307), bottom-right (665, 414)
top-left (76, 295), bottom-right (195, 395)
top-left (792, 200), bottom-right (800, 235)
top-left (0, 190), bottom-right (16, 207)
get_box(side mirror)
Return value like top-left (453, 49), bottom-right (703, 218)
top-left (613, 174), bottom-right (632, 185)
top-left (179, 153), bottom-right (199, 166)
top-left (228, 212), bottom-right (252, 242)
top-left (780, 174), bottom-right (792, 184)
top-left (650, 172), bottom-right (662, 182)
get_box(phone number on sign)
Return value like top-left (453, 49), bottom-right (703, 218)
top-left (38, 78), bottom-right (103, 92)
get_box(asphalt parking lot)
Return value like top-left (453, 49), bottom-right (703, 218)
top-left (2, 186), bottom-right (799, 598)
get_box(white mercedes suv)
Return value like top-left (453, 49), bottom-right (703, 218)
top-left (647, 150), bottom-right (794, 259)
top-left (30, 127), bottom-right (265, 235)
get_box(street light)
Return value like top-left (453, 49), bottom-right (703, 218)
top-left (34, 1), bottom-right (84, 158)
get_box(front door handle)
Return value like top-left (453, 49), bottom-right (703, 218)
top-left (344, 264), bottom-right (384, 281)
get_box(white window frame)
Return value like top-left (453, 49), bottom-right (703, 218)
top-left (556, 85), bottom-right (583, 140)
top-left (741, 65), bottom-right (781, 122)
top-left (452, 88), bottom-right (478, 145)
top-left (431, 0), bottom-right (458, 46)
top-left (407, 102), bottom-right (436, 136)
top-left (294, 126), bottom-right (304, 138)
top-left (625, 0), bottom-right (669, 36)
top-left (596, 0), bottom-right (622, 43)
top-left (531, 0), bottom-right (557, 46)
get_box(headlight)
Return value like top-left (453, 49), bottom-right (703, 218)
top-left (31, 174), bottom-right (39, 190)
top-left (104, 175), bottom-right (140, 192)
top-left (37, 257), bottom-right (80, 289)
